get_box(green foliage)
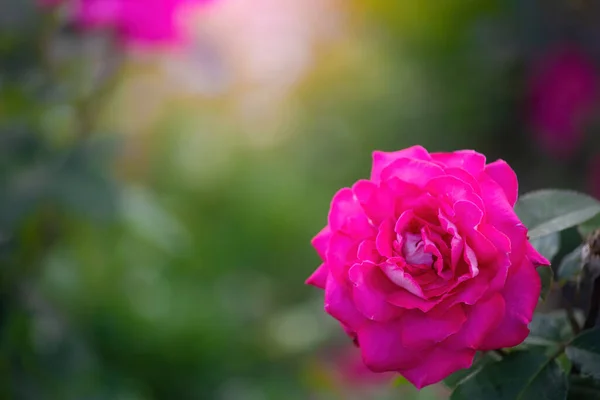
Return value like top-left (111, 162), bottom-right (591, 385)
top-left (515, 190), bottom-right (600, 239)
top-left (566, 328), bottom-right (600, 380)
top-left (531, 232), bottom-right (561, 262)
top-left (557, 246), bottom-right (585, 284)
top-left (451, 349), bottom-right (568, 400)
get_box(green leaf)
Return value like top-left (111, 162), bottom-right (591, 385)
top-left (528, 310), bottom-right (577, 343)
top-left (531, 233), bottom-right (561, 262)
top-left (451, 349), bottom-right (568, 400)
top-left (538, 267), bottom-right (554, 302)
top-left (515, 190), bottom-right (600, 239)
top-left (444, 352), bottom-right (496, 389)
top-left (578, 214), bottom-right (600, 239)
top-left (568, 376), bottom-right (600, 400)
top-left (565, 327), bottom-right (600, 380)
top-left (557, 246), bottom-right (585, 283)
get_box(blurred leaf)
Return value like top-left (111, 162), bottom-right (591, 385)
top-left (538, 267), bottom-right (554, 302)
top-left (120, 186), bottom-right (190, 254)
top-left (528, 311), bottom-right (575, 343)
top-left (451, 349), bottom-right (568, 400)
top-left (444, 352), bottom-right (495, 389)
top-left (579, 214), bottom-right (600, 239)
top-left (568, 376), bottom-right (600, 400)
top-left (531, 232), bottom-right (560, 261)
top-left (565, 328), bottom-right (600, 380)
top-left (557, 246), bottom-right (585, 283)
top-left (515, 190), bottom-right (600, 239)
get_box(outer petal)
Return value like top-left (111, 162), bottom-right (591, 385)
top-left (324, 274), bottom-right (366, 331)
top-left (431, 150), bottom-right (486, 178)
top-left (478, 259), bottom-right (541, 350)
top-left (311, 226), bottom-right (331, 260)
top-left (399, 347), bottom-right (476, 389)
top-left (352, 180), bottom-right (395, 224)
top-left (484, 159), bottom-right (519, 206)
top-left (400, 306), bottom-right (467, 349)
top-left (380, 158), bottom-right (446, 188)
top-left (445, 293), bottom-right (505, 350)
top-left (370, 146), bottom-right (432, 182)
top-left (328, 188), bottom-right (374, 238)
top-left (526, 241), bottom-right (551, 266)
top-left (358, 320), bottom-right (425, 372)
top-left (326, 233), bottom-right (358, 283)
top-left (306, 263), bottom-right (329, 289)
top-left (348, 262), bottom-right (404, 321)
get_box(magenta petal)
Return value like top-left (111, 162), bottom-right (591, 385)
top-left (370, 146), bottom-right (432, 182)
top-left (479, 174), bottom-right (528, 264)
top-left (357, 240), bottom-right (382, 263)
top-left (431, 150), bottom-right (486, 178)
top-left (306, 263), bottom-right (329, 289)
top-left (479, 259), bottom-right (541, 350)
top-left (425, 175), bottom-right (484, 210)
top-left (399, 347), bottom-right (476, 389)
top-left (380, 262), bottom-right (425, 297)
top-left (326, 233), bottom-right (357, 283)
top-left (328, 188), bottom-right (374, 238)
top-left (445, 293), bottom-right (505, 350)
top-left (324, 274), bottom-right (366, 331)
top-left (376, 219), bottom-right (395, 258)
top-left (352, 180), bottom-right (395, 224)
top-left (526, 241), bottom-right (551, 266)
top-left (311, 226), bottom-right (332, 260)
top-left (357, 320), bottom-right (425, 372)
top-left (387, 289), bottom-right (440, 312)
top-left (380, 158), bottom-right (446, 188)
top-left (485, 159), bottom-right (519, 206)
top-left (348, 262), bottom-right (404, 321)
top-left (400, 306), bottom-right (467, 350)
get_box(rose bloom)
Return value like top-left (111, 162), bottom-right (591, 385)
top-left (529, 47), bottom-right (598, 159)
top-left (306, 146), bottom-right (549, 388)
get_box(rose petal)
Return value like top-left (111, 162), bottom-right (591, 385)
top-left (311, 226), bottom-right (331, 260)
top-left (485, 159), bottom-right (519, 206)
top-left (376, 219), bottom-right (395, 258)
top-left (479, 174), bottom-right (528, 265)
top-left (358, 320), bottom-right (426, 372)
top-left (352, 180), bottom-right (395, 224)
top-left (370, 146), bottom-right (432, 182)
top-left (479, 258), bottom-right (541, 350)
top-left (445, 293), bottom-right (505, 349)
top-left (400, 306), bottom-right (467, 349)
top-left (526, 241), bottom-right (551, 266)
top-left (326, 233), bottom-right (358, 283)
top-left (328, 188), bottom-right (374, 238)
top-left (425, 175), bottom-right (485, 210)
top-left (348, 262), bottom-right (404, 321)
top-left (324, 274), bottom-right (366, 331)
top-left (357, 239), bottom-right (382, 263)
top-left (380, 158), bottom-right (446, 188)
top-left (380, 262), bottom-right (425, 298)
top-left (431, 150), bottom-right (486, 178)
top-left (387, 289), bottom-right (440, 312)
top-left (399, 347), bottom-right (476, 389)
top-left (306, 263), bottom-right (329, 289)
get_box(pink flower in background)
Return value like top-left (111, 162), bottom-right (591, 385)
top-left (306, 146), bottom-right (549, 389)
top-left (529, 47), bottom-right (598, 158)
top-left (76, 0), bottom-right (213, 47)
top-left (41, 0), bottom-right (213, 48)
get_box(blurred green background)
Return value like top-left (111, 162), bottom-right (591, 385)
top-left (1, 0), bottom-right (600, 399)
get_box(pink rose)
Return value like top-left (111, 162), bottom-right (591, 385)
top-left (306, 146), bottom-right (550, 389)
top-left (529, 47), bottom-right (598, 158)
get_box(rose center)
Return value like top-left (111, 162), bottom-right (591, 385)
top-left (402, 232), bottom-right (434, 267)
